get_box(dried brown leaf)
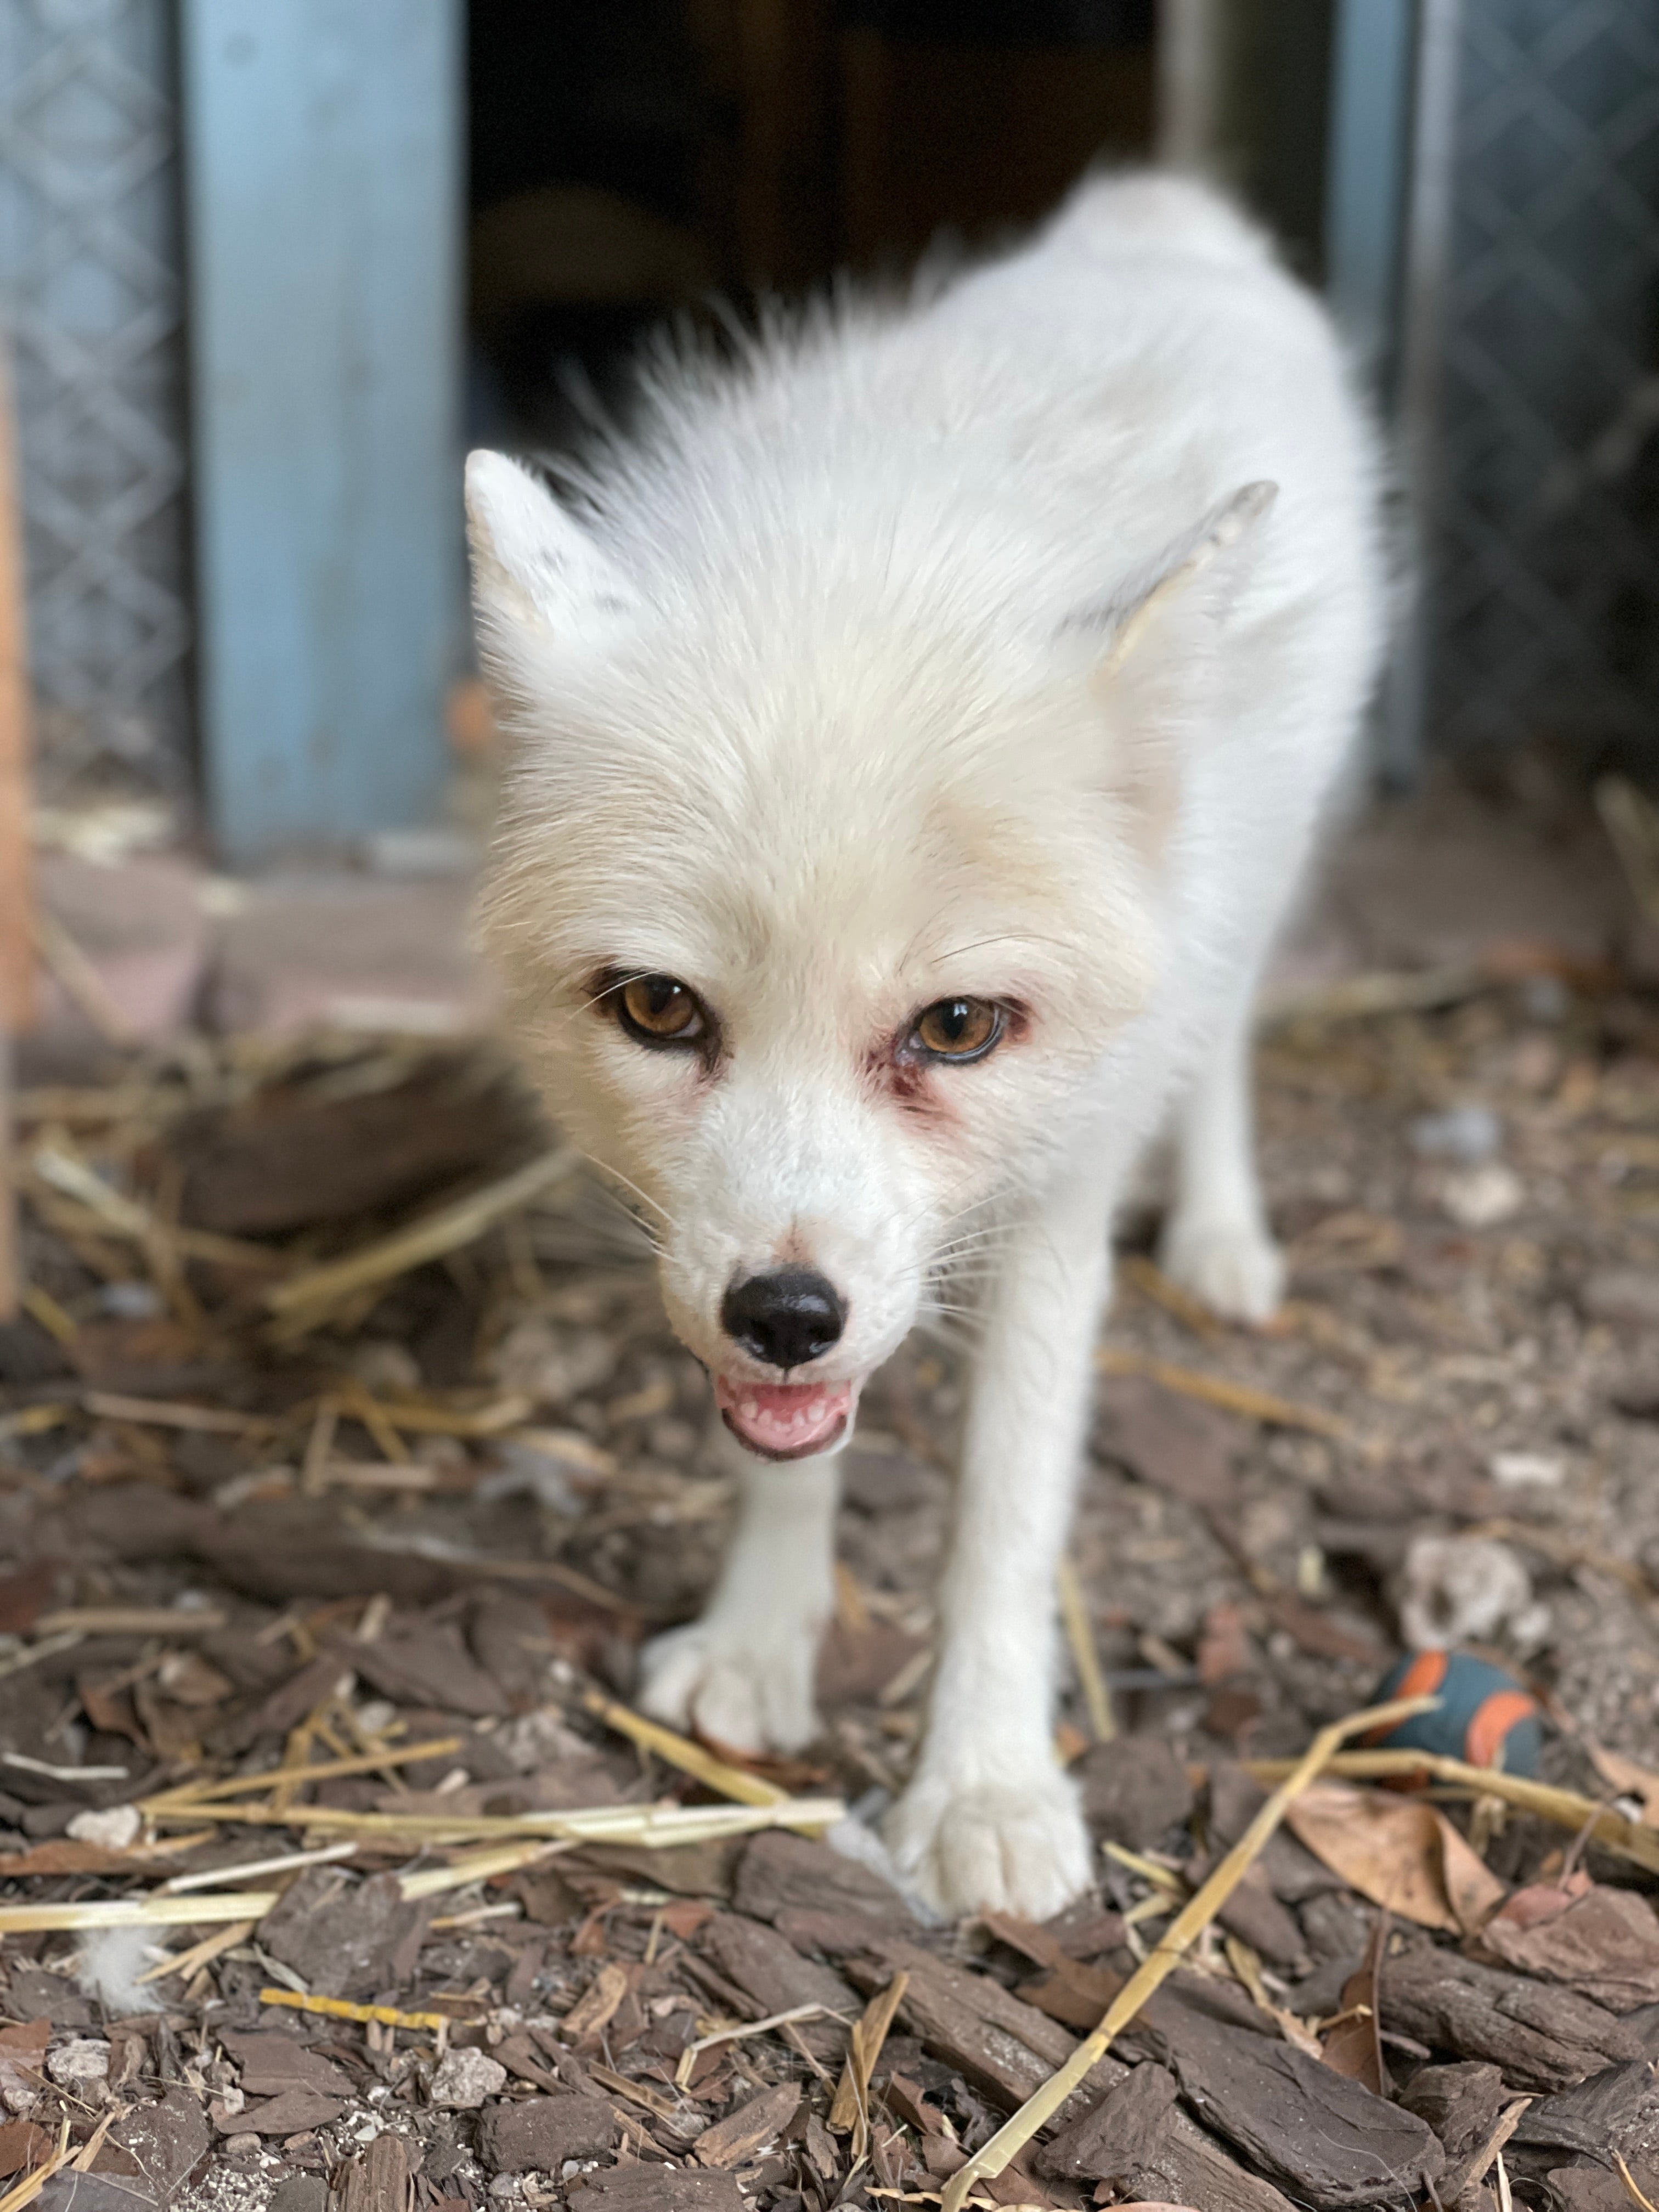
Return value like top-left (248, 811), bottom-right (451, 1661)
top-left (1285, 1781), bottom-right (1507, 1933)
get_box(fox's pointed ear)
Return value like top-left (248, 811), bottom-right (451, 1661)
top-left (465, 450), bottom-right (639, 650)
top-left (1063, 482), bottom-right (1277, 862)
top-left (1072, 480), bottom-right (1278, 679)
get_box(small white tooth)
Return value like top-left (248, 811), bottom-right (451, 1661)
top-left (740, 1398), bottom-right (757, 1420)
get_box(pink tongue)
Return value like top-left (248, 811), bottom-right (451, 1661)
top-left (716, 1375), bottom-right (853, 1458)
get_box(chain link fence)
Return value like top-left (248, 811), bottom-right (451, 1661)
top-left (1429, 0), bottom-right (1659, 766)
top-left (0, 0), bottom-right (191, 799)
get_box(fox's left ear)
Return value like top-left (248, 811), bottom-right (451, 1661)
top-left (465, 450), bottom-right (641, 656)
top-left (1072, 480), bottom-right (1278, 679)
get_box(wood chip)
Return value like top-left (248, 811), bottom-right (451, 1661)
top-left (1380, 1949), bottom-right (1643, 2091)
top-left (1037, 2062), bottom-right (1297, 2212)
top-left (693, 2083), bottom-right (802, 2169)
top-left (842, 1940), bottom-right (1081, 2114)
top-left (561, 1960), bottom-right (633, 2045)
top-left (1146, 1997), bottom-right (1446, 2208)
top-left (701, 1912), bottom-right (859, 2062)
top-left (334, 2132), bottom-right (414, 2212)
top-left (937, 1691), bottom-right (1436, 2212)
top-left (1476, 1880), bottom-right (1659, 2010)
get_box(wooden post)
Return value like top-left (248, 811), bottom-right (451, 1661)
top-left (0, 345), bottom-right (35, 1321)
top-left (180, 0), bottom-right (464, 861)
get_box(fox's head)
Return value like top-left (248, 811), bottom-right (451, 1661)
top-left (466, 447), bottom-right (1271, 1457)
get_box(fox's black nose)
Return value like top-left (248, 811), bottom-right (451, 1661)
top-left (721, 1268), bottom-right (845, 1369)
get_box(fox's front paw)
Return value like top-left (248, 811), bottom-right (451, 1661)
top-left (883, 1766), bottom-right (1092, 1919)
top-left (1158, 1213), bottom-right (1285, 1324)
top-left (636, 1615), bottom-right (821, 1754)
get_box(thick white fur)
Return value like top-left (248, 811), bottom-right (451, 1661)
top-left (468, 174), bottom-right (1383, 1917)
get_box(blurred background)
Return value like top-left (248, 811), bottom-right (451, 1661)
top-left (3, 0), bottom-right (1659, 1034)
top-left (4, 0), bottom-right (1658, 849)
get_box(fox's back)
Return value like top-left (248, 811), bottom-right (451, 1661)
top-left (584, 176), bottom-right (1376, 712)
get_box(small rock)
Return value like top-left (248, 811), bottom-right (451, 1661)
top-left (46, 2039), bottom-right (109, 2089)
top-left (1521, 974), bottom-right (1569, 1023)
top-left (157, 1649), bottom-right (235, 1705)
top-left (493, 1706), bottom-right (603, 1775)
top-left (648, 1416), bottom-right (698, 1460)
top-left (348, 1339), bottom-right (422, 1394)
top-left (1410, 1104), bottom-right (1502, 1164)
top-left (270, 2180), bottom-right (330, 2212)
top-left (489, 1318), bottom-right (617, 1406)
top-left (429, 2047), bottom-right (507, 2109)
top-left (1582, 1268), bottom-right (1659, 1325)
top-left (1490, 1451), bottom-right (1565, 1489)
top-left (1441, 1162), bottom-right (1523, 1228)
top-left (65, 1806), bottom-right (140, 1851)
top-left (223, 2132), bottom-right (262, 2158)
top-left (1398, 1534), bottom-right (1532, 1651)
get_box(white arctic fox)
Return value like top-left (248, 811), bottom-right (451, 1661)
top-left (465, 173), bottom-right (1383, 1917)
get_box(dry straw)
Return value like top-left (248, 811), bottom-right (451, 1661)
top-left (582, 1686), bottom-right (789, 1806)
top-left (1095, 1343), bottom-right (1349, 1440)
top-left (259, 1989), bottom-right (468, 2033)
top-left (139, 1795), bottom-right (844, 1847)
top-left (1056, 1559), bottom-right (1115, 1743)
top-left (674, 2003), bottom-right (840, 2088)
top-left (830, 1971), bottom-right (911, 2158)
top-left (263, 1145), bottom-right (578, 1336)
top-left (142, 1734), bottom-right (463, 1808)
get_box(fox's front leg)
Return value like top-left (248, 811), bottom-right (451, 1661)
top-left (885, 1162), bottom-right (1115, 1917)
top-left (637, 1427), bottom-right (839, 1754)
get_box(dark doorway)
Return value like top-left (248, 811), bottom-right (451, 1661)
top-left (465, 1), bottom-right (1158, 449)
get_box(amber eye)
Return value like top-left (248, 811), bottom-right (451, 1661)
top-left (616, 974), bottom-right (706, 1047)
top-left (910, 997), bottom-right (1002, 1062)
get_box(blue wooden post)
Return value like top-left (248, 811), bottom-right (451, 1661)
top-left (1325, 0), bottom-right (1426, 787)
top-left (181, 0), bottom-right (462, 860)
top-left (1324, 0), bottom-right (1417, 399)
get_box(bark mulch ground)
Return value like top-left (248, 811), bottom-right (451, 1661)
top-left (3, 941), bottom-right (1659, 2212)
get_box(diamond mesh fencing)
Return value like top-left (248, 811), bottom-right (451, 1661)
top-left (1429, 0), bottom-right (1659, 765)
top-left (0, 0), bottom-right (190, 798)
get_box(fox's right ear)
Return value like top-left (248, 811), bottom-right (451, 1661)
top-left (1079, 481), bottom-right (1278, 681)
top-left (464, 450), bottom-right (640, 652)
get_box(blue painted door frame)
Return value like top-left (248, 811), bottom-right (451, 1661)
top-left (1325, 0), bottom-right (1417, 401)
top-left (182, 0), bottom-right (462, 861)
top-left (1325, 0), bottom-right (1426, 786)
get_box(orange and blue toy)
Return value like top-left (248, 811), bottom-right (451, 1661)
top-left (1367, 1650), bottom-right (1542, 1776)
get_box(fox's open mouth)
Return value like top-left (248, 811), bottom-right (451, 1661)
top-left (714, 1374), bottom-right (854, 1460)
